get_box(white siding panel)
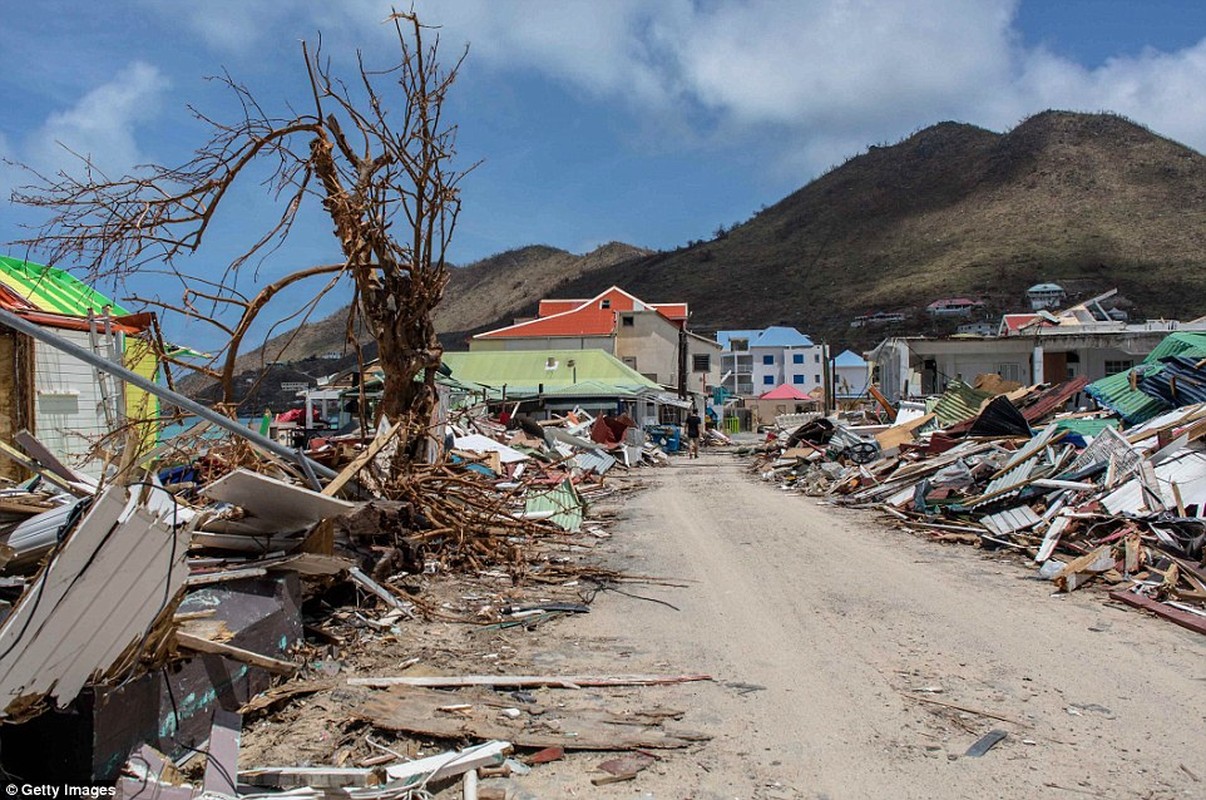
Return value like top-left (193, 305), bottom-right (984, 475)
top-left (34, 330), bottom-right (119, 474)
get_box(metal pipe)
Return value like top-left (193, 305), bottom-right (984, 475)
top-left (0, 307), bottom-right (339, 478)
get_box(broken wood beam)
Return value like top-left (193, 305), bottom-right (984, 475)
top-left (175, 631), bottom-right (299, 674)
top-left (348, 673), bottom-right (712, 689)
top-left (1108, 589), bottom-right (1206, 636)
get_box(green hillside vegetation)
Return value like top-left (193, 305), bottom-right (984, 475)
top-left (185, 110), bottom-right (1206, 403)
top-left (545, 110), bottom-right (1206, 346)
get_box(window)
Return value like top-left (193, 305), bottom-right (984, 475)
top-left (792, 353), bottom-right (804, 364)
top-left (730, 337), bottom-right (749, 352)
top-left (814, 374), bottom-right (821, 384)
top-left (792, 374), bottom-right (804, 384)
top-left (601, 299), bottom-right (611, 309)
top-left (692, 353), bottom-right (711, 372)
top-left (763, 375), bottom-right (775, 385)
top-left (762, 354), bottom-right (774, 365)
top-left (814, 353), bottom-right (820, 363)
top-left (621, 315), bottom-right (634, 327)
top-left (622, 356), bottom-right (638, 369)
top-left (1104, 359), bottom-right (1133, 376)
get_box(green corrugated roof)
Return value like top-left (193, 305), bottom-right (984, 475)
top-left (0, 256), bottom-right (128, 317)
top-left (1051, 417), bottom-right (1120, 437)
top-left (1085, 332), bottom-right (1206, 424)
top-left (930, 380), bottom-right (995, 426)
top-left (440, 349), bottom-right (659, 397)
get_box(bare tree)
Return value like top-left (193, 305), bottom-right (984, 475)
top-left (11, 11), bottom-right (469, 467)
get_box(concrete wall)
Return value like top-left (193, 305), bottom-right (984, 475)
top-left (615, 311), bottom-right (678, 384)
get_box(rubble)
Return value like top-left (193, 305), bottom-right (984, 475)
top-left (745, 374), bottom-right (1206, 635)
top-left (0, 339), bottom-right (706, 792)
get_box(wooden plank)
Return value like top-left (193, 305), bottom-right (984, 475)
top-left (1109, 589), bottom-right (1206, 636)
top-left (349, 673), bottom-right (712, 689)
top-left (176, 631), bottom-right (299, 674)
top-left (355, 687), bottom-right (709, 751)
top-left (348, 567), bottom-right (414, 615)
top-left (321, 420), bottom-right (404, 497)
top-left (1052, 545), bottom-right (1114, 592)
top-left (15, 429), bottom-right (84, 484)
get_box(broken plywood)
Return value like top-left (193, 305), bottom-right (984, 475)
top-left (200, 468), bottom-right (355, 533)
top-left (354, 685), bottom-right (708, 751)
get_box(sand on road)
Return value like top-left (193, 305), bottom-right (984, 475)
top-left (520, 451), bottom-right (1206, 799)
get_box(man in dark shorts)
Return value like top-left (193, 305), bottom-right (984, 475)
top-left (685, 408), bottom-right (703, 458)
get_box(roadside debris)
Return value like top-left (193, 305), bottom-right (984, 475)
top-left (745, 371), bottom-right (1206, 635)
top-left (0, 358), bottom-right (708, 792)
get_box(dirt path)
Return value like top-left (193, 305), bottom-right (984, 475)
top-left (515, 451), bottom-right (1206, 799)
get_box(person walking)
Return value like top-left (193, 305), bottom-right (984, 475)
top-left (685, 407), bottom-right (703, 458)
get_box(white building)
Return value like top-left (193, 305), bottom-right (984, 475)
top-left (833, 350), bottom-right (870, 399)
top-left (1027, 283), bottom-right (1066, 310)
top-left (717, 327), bottom-right (825, 396)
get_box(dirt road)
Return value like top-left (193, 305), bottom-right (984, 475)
top-left (519, 451), bottom-right (1206, 799)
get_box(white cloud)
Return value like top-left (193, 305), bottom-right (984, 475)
top-left (22, 62), bottom-right (170, 181)
top-left (151, 1), bottom-right (1206, 170)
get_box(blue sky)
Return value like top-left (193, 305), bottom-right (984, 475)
top-left (3, 1), bottom-right (1206, 352)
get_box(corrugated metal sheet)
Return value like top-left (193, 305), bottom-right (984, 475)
top-left (1086, 332), bottom-right (1206, 424)
top-left (981, 505), bottom-right (1042, 536)
top-left (1021, 376), bottom-right (1090, 422)
top-left (574, 449), bottom-right (617, 475)
top-left (0, 256), bottom-right (129, 316)
top-left (931, 381), bottom-right (995, 427)
top-left (1137, 356), bottom-right (1206, 408)
top-left (1100, 448), bottom-right (1206, 515)
top-left (971, 458), bottom-right (1040, 508)
top-left (1052, 417), bottom-right (1119, 437)
top-left (523, 478), bottom-right (584, 532)
top-left (999, 424), bottom-right (1061, 474)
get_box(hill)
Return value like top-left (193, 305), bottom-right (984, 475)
top-left (181, 241), bottom-right (649, 404)
top-left (543, 110), bottom-right (1206, 346)
top-left (185, 110), bottom-right (1206, 404)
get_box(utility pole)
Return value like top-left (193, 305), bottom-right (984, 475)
top-left (677, 327), bottom-right (688, 400)
top-left (822, 342), bottom-right (833, 416)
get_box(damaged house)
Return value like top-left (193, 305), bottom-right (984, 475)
top-left (469, 286), bottom-right (720, 398)
top-left (0, 256), bottom-right (160, 477)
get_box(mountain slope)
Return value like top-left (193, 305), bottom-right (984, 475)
top-left (544, 111), bottom-right (1206, 344)
top-left (187, 110), bottom-right (1206, 405)
top-left (212, 241), bottom-right (649, 380)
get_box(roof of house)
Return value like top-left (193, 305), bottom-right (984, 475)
top-left (927, 297), bottom-right (984, 309)
top-left (716, 326), bottom-right (815, 350)
top-left (999, 313), bottom-right (1052, 334)
top-left (476, 287), bottom-right (687, 340)
top-left (752, 326), bottom-right (814, 348)
top-left (1085, 332), bottom-right (1206, 423)
top-left (1028, 283), bottom-right (1065, 293)
top-left (833, 349), bottom-right (867, 367)
top-left (759, 383), bottom-right (812, 400)
top-left (440, 349), bottom-right (659, 396)
top-left (0, 256), bottom-right (130, 316)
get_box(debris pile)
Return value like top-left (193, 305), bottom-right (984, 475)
top-left (0, 399), bottom-right (703, 792)
top-left (747, 376), bottom-right (1206, 635)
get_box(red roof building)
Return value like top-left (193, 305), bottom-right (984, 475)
top-left (471, 286), bottom-right (719, 394)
